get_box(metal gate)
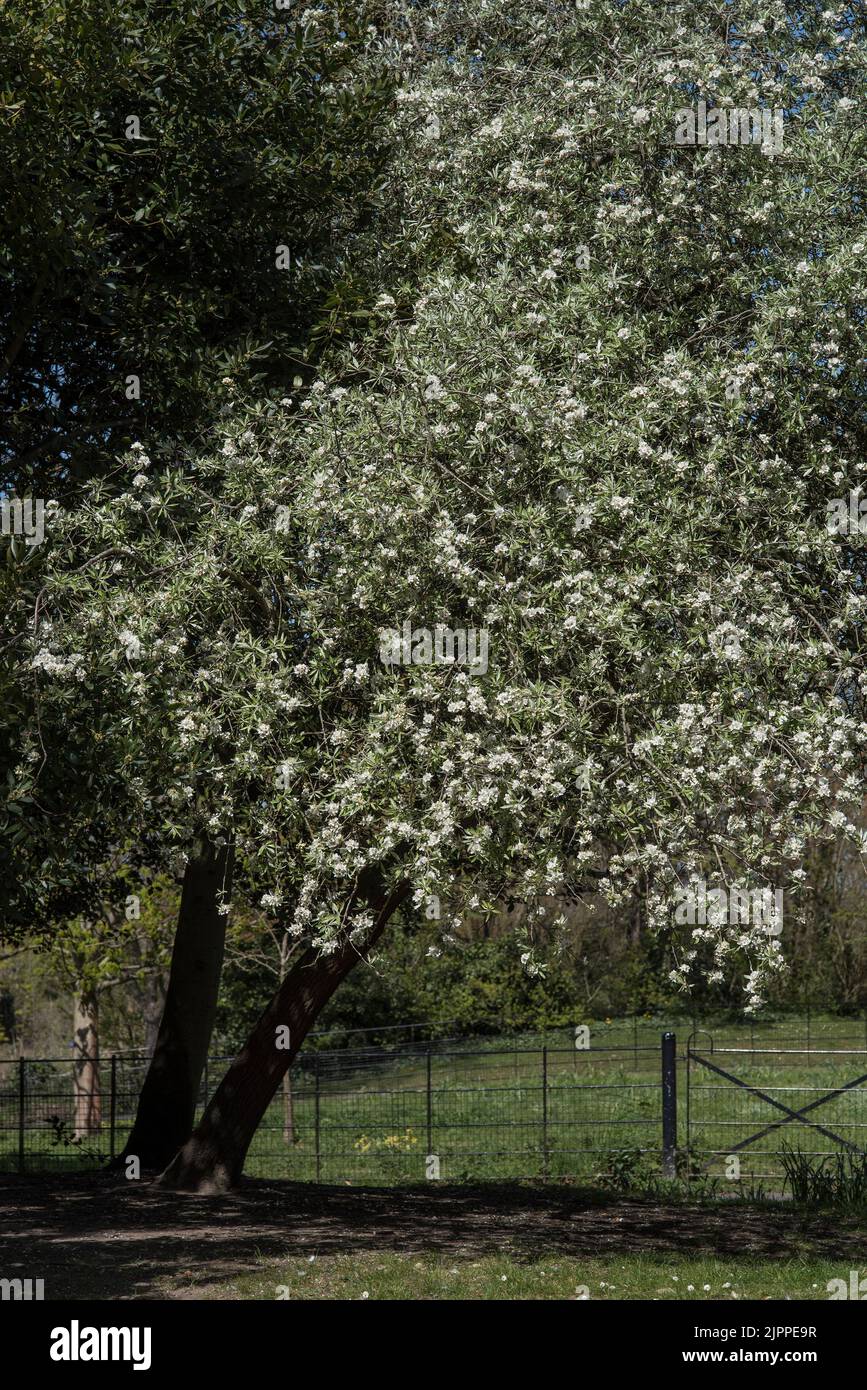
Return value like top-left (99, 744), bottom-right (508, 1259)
top-left (686, 1034), bottom-right (867, 1180)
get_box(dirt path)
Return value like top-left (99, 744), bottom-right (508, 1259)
top-left (1, 1175), bottom-right (865, 1300)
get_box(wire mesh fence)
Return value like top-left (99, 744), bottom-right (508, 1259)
top-left (252, 1043), bottom-right (665, 1183)
top-left (0, 1041), bottom-right (664, 1182)
top-left (3, 1019), bottom-right (867, 1186)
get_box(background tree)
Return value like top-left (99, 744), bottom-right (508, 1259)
top-left (36, 863), bottom-right (172, 1137)
top-left (0, 0), bottom-right (395, 496)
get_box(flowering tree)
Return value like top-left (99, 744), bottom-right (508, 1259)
top-left (4, 0), bottom-right (866, 1187)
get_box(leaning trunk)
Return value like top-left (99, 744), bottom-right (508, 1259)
top-left (72, 991), bottom-right (100, 1138)
top-left (159, 873), bottom-right (408, 1192)
top-left (118, 836), bottom-right (233, 1171)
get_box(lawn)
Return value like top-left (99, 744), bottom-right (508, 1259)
top-left (185, 1249), bottom-right (865, 1302)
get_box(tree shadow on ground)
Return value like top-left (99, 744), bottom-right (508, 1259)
top-left (1, 1174), bottom-right (865, 1299)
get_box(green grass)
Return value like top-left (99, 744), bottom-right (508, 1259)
top-left (171, 1250), bottom-right (867, 1301)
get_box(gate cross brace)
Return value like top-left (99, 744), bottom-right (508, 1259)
top-left (690, 1052), bottom-right (867, 1156)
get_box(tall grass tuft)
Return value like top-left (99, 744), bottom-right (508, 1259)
top-left (780, 1145), bottom-right (867, 1206)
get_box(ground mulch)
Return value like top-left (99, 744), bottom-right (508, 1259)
top-left (1, 1174), bottom-right (865, 1299)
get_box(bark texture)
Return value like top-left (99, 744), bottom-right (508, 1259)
top-left (158, 871), bottom-right (408, 1192)
top-left (72, 991), bottom-right (101, 1138)
top-left (118, 836), bottom-right (233, 1170)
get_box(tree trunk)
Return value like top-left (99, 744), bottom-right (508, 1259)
top-left (72, 991), bottom-right (100, 1138)
top-left (118, 836), bottom-right (233, 1171)
top-left (158, 872), bottom-right (408, 1193)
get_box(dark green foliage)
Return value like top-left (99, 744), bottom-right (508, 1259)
top-left (0, 0), bottom-right (395, 494)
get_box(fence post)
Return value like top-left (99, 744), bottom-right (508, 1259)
top-left (541, 1046), bottom-right (548, 1178)
top-left (426, 1047), bottom-right (432, 1156)
top-left (314, 1054), bottom-right (321, 1183)
top-left (661, 1031), bottom-right (677, 1178)
top-left (109, 1054), bottom-right (117, 1161)
top-left (18, 1057), bottom-right (25, 1175)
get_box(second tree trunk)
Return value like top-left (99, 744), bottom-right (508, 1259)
top-left (158, 873), bottom-right (407, 1192)
top-left (118, 836), bottom-right (233, 1171)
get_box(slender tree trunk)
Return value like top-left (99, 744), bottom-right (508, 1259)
top-left (72, 991), bottom-right (100, 1138)
top-left (118, 836), bottom-right (233, 1171)
top-left (158, 872), bottom-right (408, 1193)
